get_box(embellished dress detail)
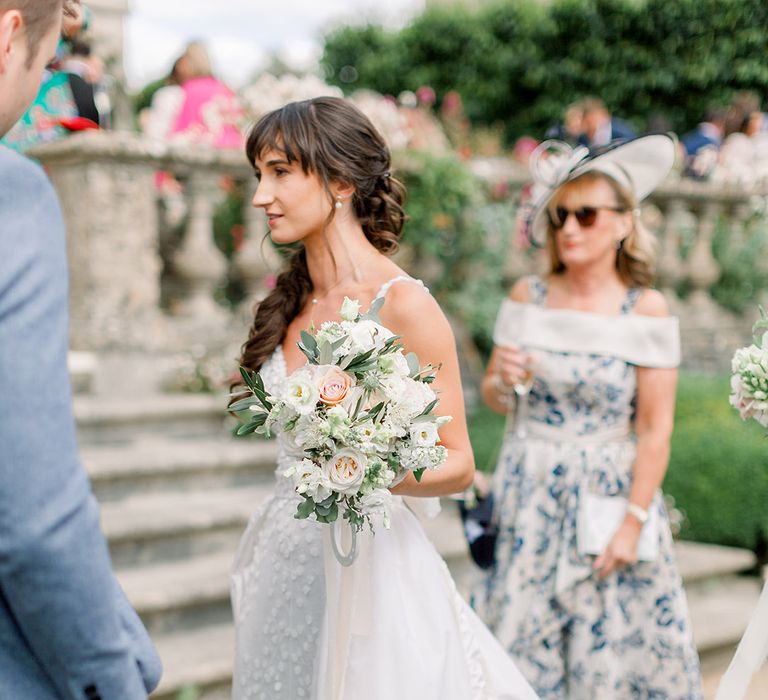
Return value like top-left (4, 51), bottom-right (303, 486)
top-left (472, 276), bottom-right (703, 700)
top-left (231, 276), bottom-right (539, 700)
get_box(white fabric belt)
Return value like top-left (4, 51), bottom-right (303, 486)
top-left (523, 422), bottom-right (631, 444)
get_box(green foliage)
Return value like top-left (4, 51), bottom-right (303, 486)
top-left (322, 0), bottom-right (768, 142)
top-left (710, 214), bottom-right (768, 314)
top-left (399, 152), bottom-right (511, 350)
top-left (664, 374), bottom-right (768, 556)
top-left (467, 373), bottom-right (768, 558)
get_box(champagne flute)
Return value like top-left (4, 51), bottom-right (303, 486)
top-left (513, 350), bottom-right (535, 439)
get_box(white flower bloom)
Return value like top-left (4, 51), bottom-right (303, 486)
top-left (324, 448), bottom-right (367, 495)
top-left (343, 319), bottom-right (393, 353)
top-left (358, 488), bottom-right (393, 528)
top-left (410, 422), bottom-right (440, 447)
top-left (340, 297), bottom-right (362, 321)
top-left (289, 458), bottom-right (333, 501)
top-left (378, 352), bottom-right (410, 377)
top-left (283, 369), bottom-right (320, 415)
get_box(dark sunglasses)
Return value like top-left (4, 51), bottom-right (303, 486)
top-left (547, 205), bottom-right (626, 229)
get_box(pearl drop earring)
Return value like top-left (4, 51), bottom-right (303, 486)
top-left (335, 196), bottom-right (343, 210)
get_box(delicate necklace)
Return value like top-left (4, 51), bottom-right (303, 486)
top-left (308, 251), bottom-right (379, 320)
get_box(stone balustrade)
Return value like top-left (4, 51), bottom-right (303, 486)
top-left (30, 133), bottom-right (768, 388)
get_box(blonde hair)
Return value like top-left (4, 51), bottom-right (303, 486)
top-left (183, 41), bottom-right (213, 78)
top-left (545, 171), bottom-right (657, 287)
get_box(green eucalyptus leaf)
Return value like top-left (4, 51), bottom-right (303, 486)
top-left (318, 340), bottom-right (334, 365)
top-left (406, 352), bottom-right (420, 377)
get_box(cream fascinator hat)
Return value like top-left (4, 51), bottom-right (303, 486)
top-left (525, 134), bottom-right (677, 246)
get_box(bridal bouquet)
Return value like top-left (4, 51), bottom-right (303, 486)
top-left (730, 311), bottom-right (768, 427)
top-left (232, 297), bottom-right (450, 534)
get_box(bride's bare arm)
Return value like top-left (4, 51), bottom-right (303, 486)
top-left (379, 283), bottom-right (475, 497)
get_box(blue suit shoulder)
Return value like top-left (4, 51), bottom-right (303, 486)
top-left (0, 146), bottom-right (64, 255)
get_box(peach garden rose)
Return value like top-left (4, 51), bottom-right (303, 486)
top-left (317, 366), bottom-right (353, 407)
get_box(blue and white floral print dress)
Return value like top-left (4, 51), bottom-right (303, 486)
top-left (472, 276), bottom-right (702, 700)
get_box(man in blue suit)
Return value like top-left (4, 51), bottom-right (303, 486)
top-left (0, 2), bottom-right (161, 697)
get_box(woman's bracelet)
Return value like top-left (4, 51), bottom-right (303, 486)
top-left (626, 502), bottom-right (649, 525)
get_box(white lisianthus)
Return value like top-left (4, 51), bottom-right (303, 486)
top-left (343, 319), bottom-right (393, 353)
top-left (284, 369), bottom-right (320, 415)
top-left (340, 296), bottom-right (362, 321)
top-left (378, 371), bottom-right (406, 400)
top-left (289, 458), bottom-right (333, 501)
top-left (409, 421), bottom-right (440, 447)
top-left (324, 448), bottom-right (367, 494)
top-left (358, 488), bottom-right (393, 528)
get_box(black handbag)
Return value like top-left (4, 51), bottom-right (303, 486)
top-left (458, 491), bottom-right (498, 570)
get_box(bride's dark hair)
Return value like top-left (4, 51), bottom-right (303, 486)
top-left (233, 97), bottom-right (407, 393)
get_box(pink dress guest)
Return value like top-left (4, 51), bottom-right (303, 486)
top-left (171, 76), bottom-right (243, 149)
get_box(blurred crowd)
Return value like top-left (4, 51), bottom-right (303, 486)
top-left (1, 2), bottom-right (111, 153)
top-left (527, 94), bottom-right (768, 186)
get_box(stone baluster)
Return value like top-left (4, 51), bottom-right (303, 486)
top-left (169, 171), bottom-right (229, 320)
top-left (686, 200), bottom-right (723, 315)
top-left (654, 198), bottom-right (687, 307)
top-left (233, 179), bottom-right (282, 313)
top-left (726, 200), bottom-right (752, 258)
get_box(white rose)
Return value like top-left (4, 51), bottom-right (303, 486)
top-left (324, 448), bottom-right (367, 495)
top-left (358, 488), bottom-right (393, 528)
top-left (340, 297), bottom-right (362, 321)
top-left (409, 422), bottom-right (440, 447)
top-left (283, 369), bottom-right (320, 415)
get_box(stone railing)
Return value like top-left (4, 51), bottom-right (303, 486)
top-left (31, 131), bottom-right (279, 393)
top-left (31, 135), bottom-right (768, 385)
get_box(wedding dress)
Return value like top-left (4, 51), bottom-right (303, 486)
top-left (230, 276), bottom-right (539, 700)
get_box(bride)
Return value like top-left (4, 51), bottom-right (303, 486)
top-left (229, 97), bottom-right (538, 700)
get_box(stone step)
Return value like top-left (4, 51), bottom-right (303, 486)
top-left (102, 485), bottom-right (271, 568)
top-left (150, 622), bottom-right (234, 700)
top-left (688, 575), bottom-right (764, 657)
top-left (75, 393), bottom-right (233, 444)
top-left (83, 435), bottom-right (278, 501)
top-left (119, 551), bottom-right (233, 637)
top-left (675, 540), bottom-right (757, 585)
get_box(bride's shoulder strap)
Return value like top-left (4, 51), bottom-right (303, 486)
top-left (374, 275), bottom-right (430, 301)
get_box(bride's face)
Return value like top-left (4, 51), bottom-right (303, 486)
top-left (252, 147), bottom-right (333, 245)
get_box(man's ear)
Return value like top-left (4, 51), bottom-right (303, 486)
top-left (0, 11), bottom-right (24, 75)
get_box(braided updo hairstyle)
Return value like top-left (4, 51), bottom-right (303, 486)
top-left (235, 97), bottom-right (407, 388)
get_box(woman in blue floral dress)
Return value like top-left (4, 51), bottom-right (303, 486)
top-left (472, 136), bottom-right (703, 699)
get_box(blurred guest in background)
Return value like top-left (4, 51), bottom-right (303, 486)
top-left (545, 100), bottom-right (585, 146)
top-left (578, 97), bottom-right (636, 147)
top-left (168, 41), bottom-right (244, 149)
top-left (681, 106), bottom-right (726, 180)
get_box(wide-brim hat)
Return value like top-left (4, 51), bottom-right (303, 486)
top-left (525, 134), bottom-right (677, 246)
